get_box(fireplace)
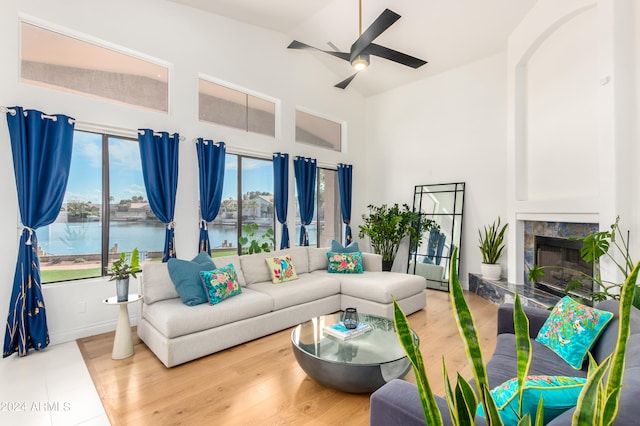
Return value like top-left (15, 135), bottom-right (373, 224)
top-left (533, 235), bottom-right (594, 299)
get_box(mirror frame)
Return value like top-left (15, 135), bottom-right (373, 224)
top-left (407, 182), bottom-right (465, 291)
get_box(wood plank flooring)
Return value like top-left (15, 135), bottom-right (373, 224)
top-left (77, 290), bottom-right (498, 426)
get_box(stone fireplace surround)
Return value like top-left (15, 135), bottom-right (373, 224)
top-left (469, 219), bottom-right (600, 308)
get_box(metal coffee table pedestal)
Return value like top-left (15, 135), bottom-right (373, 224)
top-left (291, 312), bottom-right (417, 393)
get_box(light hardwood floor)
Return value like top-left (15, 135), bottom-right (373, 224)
top-left (78, 290), bottom-right (498, 426)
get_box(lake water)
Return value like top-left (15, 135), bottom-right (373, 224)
top-left (38, 221), bottom-right (318, 256)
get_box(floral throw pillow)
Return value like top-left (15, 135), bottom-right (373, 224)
top-left (536, 296), bottom-right (614, 369)
top-left (477, 375), bottom-right (587, 424)
top-left (327, 252), bottom-right (364, 274)
top-left (199, 264), bottom-right (242, 305)
top-left (265, 255), bottom-right (298, 283)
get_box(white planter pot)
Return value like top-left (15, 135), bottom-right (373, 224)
top-left (481, 263), bottom-right (502, 281)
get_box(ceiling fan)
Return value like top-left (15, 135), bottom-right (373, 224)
top-left (287, 0), bottom-right (427, 89)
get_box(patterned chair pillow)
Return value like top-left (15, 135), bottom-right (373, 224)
top-left (535, 296), bottom-right (614, 369)
top-left (199, 264), bottom-right (242, 305)
top-left (327, 252), bottom-right (364, 274)
top-left (478, 375), bottom-right (587, 424)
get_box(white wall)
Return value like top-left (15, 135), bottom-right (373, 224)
top-left (364, 53), bottom-right (509, 286)
top-left (0, 0), bottom-right (366, 344)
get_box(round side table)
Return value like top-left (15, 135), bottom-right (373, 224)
top-left (103, 294), bottom-right (143, 360)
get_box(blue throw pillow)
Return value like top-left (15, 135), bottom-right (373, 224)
top-left (330, 239), bottom-right (360, 253)
top-left (167, 252), bottom-right (216, 306)
top-left (478, 375), bottom-right (587, 425)
top-left (536, 296), bottom-right (614, 369)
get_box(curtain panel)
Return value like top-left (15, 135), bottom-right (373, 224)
top-left (273, 153), bottom-right (290, 249)
top-left (4, 107), bottom-right (75, 357)
top-left (138, 129), bottom-right (179, 262)
top-left (196, 139), bottom-right (226, 255)
top-left (294, 156), bottom-right (317, 246)
top-left (337, 163), bottom-right (353, 243)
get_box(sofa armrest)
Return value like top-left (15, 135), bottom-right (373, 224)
top-left (362, 252), bottom-right (382, 272)
top-left (497, 303), bottom-right (550, 338)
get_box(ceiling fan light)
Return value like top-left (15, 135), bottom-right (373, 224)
top-left (351, 55), bottom-right (369, 71)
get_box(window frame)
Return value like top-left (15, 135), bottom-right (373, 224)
top-left (198, 74), bottom-right (280, 139)
top-left (19, 17), bottom-right (171, 114)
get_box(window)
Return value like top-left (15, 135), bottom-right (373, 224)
top-left (295, 110), bottom-right (342, 152)
top-left (39, 130), bottom-right (165, 283)
top-left (295, 168), bottom-right (341, 247)
top-left (20, 21), bottom-right (169, 113)
top-left (210, 155), bottom-right (275, 255)
top-left (199, 78), bottom-right (276, 137)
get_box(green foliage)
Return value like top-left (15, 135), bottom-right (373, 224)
top-left (239, 224), bottom-right (274, 254)
top-left (394, 246), bottom-right (638, 425)
top-left (528, 216), bottom-right (638, 308)
top-left (106, 248), bottom-right (141, 281)
top-left (478, 217), bottom-right (508, 264)
top-left (359, 203), bottom-right (434, 262)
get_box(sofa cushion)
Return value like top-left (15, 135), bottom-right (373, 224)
top-left (478, 375), bottom-right (586, 425)
top-left (313, 271), bottom-right (425, 303)
top-left (277, 247), bottom-right (310, 274)
top-left (330, 240), bottom-right (360, 253)
top-left (240, 251), bottom-right (275, 284)
top-left (167, 252), bottom-right (216, 306)
top-left (308, 247), bottom-right (329, 271)
top-left (200, 264), bottom-right (242, 305)
top-left (247, 273), bottom-right (340, 311)
top-left (327, 252), bottom-right (364, 274)
top-left (536, 296), bottom-right (614, 369)
top-left (142, 261), bottom-right (179, 305)
top-left (212, 254), bottom-right (246, 287)
top-left (142, 288), bottom-right (273, 338)
top-left (265, 255), bottom-right (298, 283)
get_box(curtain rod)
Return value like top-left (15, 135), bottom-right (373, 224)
top-left (137, 129), bottom-right (186, 141)
top-left (1, 106), bottom-right (75, 125)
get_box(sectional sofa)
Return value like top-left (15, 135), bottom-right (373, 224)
top-left (137, 246), bottom-right (427, 367)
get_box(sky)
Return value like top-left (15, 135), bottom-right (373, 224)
top-left (65, 131), bottom-right (273, 204)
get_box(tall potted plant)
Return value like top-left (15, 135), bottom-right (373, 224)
top-left (359, 203), bottom-right (428, 271)
top-left (478, 217), bottom-right (508, 280)
top-left (106, 248), bottom-right (141, 302)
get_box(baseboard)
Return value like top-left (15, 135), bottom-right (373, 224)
top-left (49, 315), bottom-right (139, 345)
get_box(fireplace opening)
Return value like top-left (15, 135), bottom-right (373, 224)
top-left (533, 236), bottom-right (594, 300)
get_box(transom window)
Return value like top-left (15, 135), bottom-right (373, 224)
top-left (295, 109), bottom-right (342, 152)
top-left (199, 78), bottom-right (276, 138)
top-left (20, 21), bottom-right (169, 113)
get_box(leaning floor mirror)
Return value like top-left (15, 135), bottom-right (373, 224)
top-left (407, 182), bottom-right (465, 291)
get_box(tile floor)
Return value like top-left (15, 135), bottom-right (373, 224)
top-left (0, 342), bottom-right (108, 425)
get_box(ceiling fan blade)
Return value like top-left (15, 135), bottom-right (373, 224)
top-left (366, 43), bottom-right (427, 69)
top-left (288, 40), bottom-right (350, 61)
top-left (350, 9), bottom-right (401, 60)
top-left (334, 72), bottom-right (359, 89)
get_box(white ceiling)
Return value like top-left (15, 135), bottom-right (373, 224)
top-left (168, 0), bottom-right (537, 97)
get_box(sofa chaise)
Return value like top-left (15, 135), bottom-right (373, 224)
top-left (370, 299), bottom-right (640, 425)
top-left (137, 246), bottom-right (427, 367)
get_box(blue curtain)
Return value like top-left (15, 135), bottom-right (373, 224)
top-left (294, 156), bottom-right (317, 246)
top-left (4, 107), bottom-right (74, 357)
top-left (337, 164), bottom-right (353, 243)
top-left (196, 139), bottom-right (226, 255)
top-left (138, 129), bottom-right (179, 262)
top-left (273, 153), bottom-right (290, 249)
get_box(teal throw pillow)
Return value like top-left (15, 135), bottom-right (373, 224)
top-left (536, 296), bottom-right (614, 369)
top-left (200, 264), bottom-right (242, 305)
top-left (330, 240), bottom-right (360, 253)
top-left (477, 375), bottom-right (587, 425)
top-left (327, 252), bottom-right (364, 274)
top-left (167, 252), bottom-right (216, 306)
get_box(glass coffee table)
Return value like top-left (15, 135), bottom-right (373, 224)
top-left (291, 312), bottom-right (418, 393)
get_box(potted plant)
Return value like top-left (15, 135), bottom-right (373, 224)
top-left (359, 203), bottom-right (428, 271)
top-left (478, 217), bottom-right (508, 280)
top-left (106, 248), bottom-right (141, 302)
